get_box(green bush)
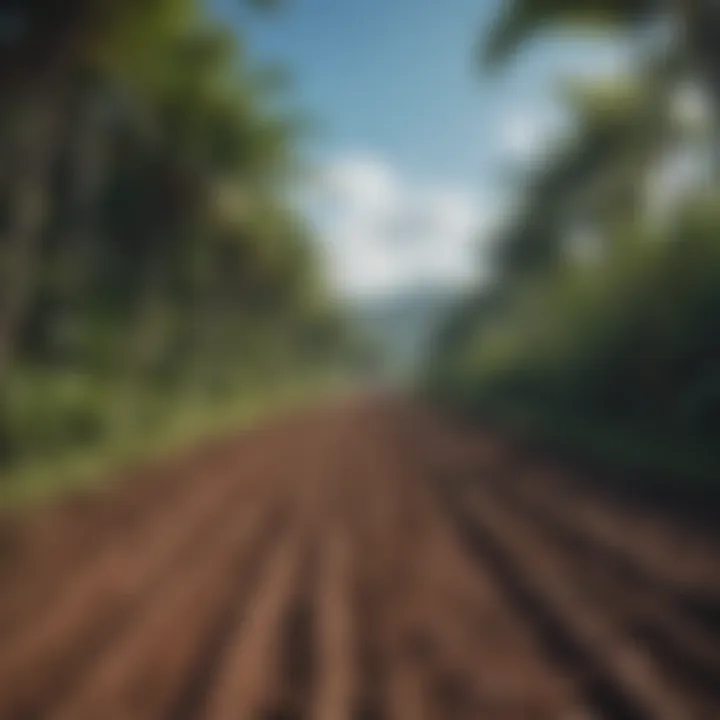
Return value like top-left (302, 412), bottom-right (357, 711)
top-left (428, 199), bottom-right (720, 483)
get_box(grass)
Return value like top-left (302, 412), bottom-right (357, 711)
top-left (0, 372), bottom-right (356, 511)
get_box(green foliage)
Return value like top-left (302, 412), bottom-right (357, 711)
top-left (430, 192), bottom-right (720, 481)
top-left (0, 0), bottom-right (353, 486)
top-left (484, 0), bottom-right (658, 66)
top-left (430, 9), bottom-right (720, 489)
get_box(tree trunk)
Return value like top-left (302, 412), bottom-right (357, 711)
top-left (110, 241), bottom-right (173, 432)
top-left (677, 0), bottom-right (720, 136)
top-left (49, 78), bottom-right (109, 359)
top-left (0, 86), bottom-right (64, 382)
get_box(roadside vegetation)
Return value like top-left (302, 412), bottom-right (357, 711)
top-left (427, 1), bottom-right (720, 494)
top-left (0, 0), bottom-right (358, 502)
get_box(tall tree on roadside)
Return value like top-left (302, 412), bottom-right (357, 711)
top-left (0, 0), bottom-right (197, 380)
top-left (0, 0), bottom-right (275, 382)
top-left (484, 1), bottom-right (720, 109)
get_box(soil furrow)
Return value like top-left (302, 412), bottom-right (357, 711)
top-left (0, 451), bottom-right (274, 716)
top-left (495, 477), bottom-right (720, 709)
top-left (1, 400), bottom-right (719, 719)
top-left (201, 524), bottom-right (308, 719)
top-left (50, 501), bottom-right (281, 720)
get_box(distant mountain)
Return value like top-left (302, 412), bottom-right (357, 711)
top-left (350, 285), bottom-right (463, 380)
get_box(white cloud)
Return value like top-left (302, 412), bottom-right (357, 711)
top-left (306, 154), bottom-right (496, 298)
top-left (499, 107), bottom-right (568, 165)
top-left (498, 42), bottom-right (633, 167)
top-left (322, 156), bottom-right (399, 217)
top-left (502, 113), bottom-right (546, 162)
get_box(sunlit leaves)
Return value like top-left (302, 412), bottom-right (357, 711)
top-left (484, 0), bottom-right (661, 66)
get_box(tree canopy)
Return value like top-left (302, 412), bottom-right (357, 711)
top-left (0, 0), bottom-right (353, 470)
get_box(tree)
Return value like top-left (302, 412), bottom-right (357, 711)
top-left (491, 66), bottom-right (680, 284)
top-left (484, 0), bottom-right (658, 65)
top-left (0, 0), bottom-right (349, 466)
top-left (0, 0), bottom-right (197, 381)
top-left (484, 0), bottom-right (720, 109)
top-left (0, 0), bottom-right (282, 382)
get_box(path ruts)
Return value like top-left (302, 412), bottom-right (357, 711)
top-left (0, 398), bottom-right (718, 719)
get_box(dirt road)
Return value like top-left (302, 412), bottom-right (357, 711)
top-left (0, 398), bottom-right (719, 719)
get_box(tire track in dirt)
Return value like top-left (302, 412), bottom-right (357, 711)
top-left (0, 433), bottom-right (256, 631)
top-left (386, 413), bottom-right (583, 720)
top-left (0, 417), bottom-right (318, 719)
top-left (193, 415), bottom-right (347, 720)
top-left (490, 475), bottom-right (720, 710)
top-left (503, 466), bottom-right (720, 608)
top-left (423, 435), bottom-right (705, 719)
top-left (0, 469), bottom-right (275, 717)
top-left (199, 517), bottom-right (309, 719)
top-left (1, 399), bottom-right (719, 719)
top-left (51, 501), bottom-right (283, 720)
top-left (351, 415), bottom-right (433, 720)
top-left (312, 526), bottom-right (354, 720)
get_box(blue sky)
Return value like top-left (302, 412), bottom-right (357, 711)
top-left (212, 0), bottom-right (631, 297)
